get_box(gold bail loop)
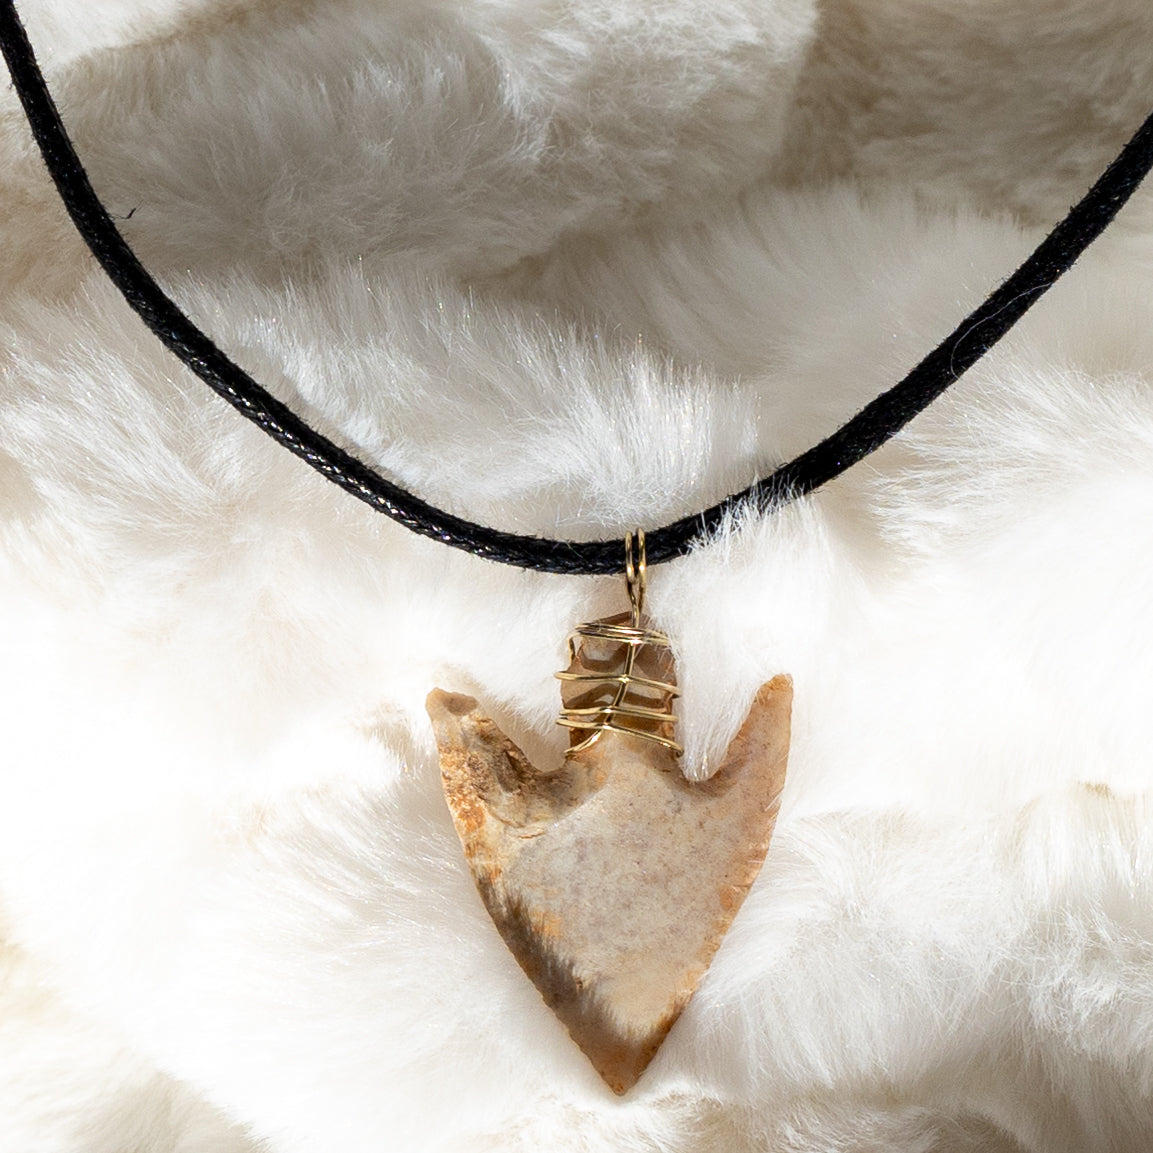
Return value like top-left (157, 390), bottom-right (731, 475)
top-left (625, 528), bottom-right (646, 626)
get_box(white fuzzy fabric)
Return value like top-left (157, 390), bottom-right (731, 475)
top-left (3, 0), bottom-right (1153, 1149)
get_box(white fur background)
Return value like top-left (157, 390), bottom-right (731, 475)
top-left (3, 0), bottom-right (1153, 1149)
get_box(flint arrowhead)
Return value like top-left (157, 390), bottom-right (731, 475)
top-left (426, 674), bottom-right (790, 1095)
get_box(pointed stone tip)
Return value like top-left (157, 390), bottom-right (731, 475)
top-left (426, 688), bottom-right (478, 717)
top-left (760, 673), bottom-right (793, 699)
top-left (589, 1028), bottom-right (669, 1096)
top-left (493, 891), bottom-right (670, 1096)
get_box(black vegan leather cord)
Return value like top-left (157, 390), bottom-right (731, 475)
top-left (3, 0), bottom-right (1153, 574)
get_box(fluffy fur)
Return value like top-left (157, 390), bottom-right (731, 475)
top-left (3, 0), bottom-right (1153, 1149)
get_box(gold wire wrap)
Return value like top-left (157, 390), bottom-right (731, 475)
top-left (555, 530), bottom-right (682, 757)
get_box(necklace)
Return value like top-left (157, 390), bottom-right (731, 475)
top-left (4, 4), bottom-right (1153, 575)
top-left (4, 0), bottom-right (1153, 1094)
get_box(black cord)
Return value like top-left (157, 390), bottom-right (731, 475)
top-left (3, 0), bottom-right (1153, 575)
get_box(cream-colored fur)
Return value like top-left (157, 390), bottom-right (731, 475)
top-left (3, 0), bottom-right (1153, 1149)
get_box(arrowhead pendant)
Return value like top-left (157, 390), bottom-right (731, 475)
top-left (426, 641), bottom-right (791, 1094)
top-left (427, 531), bottom-right (790, 1094)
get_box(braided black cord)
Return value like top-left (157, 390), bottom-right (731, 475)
top-left (3, 0), bottom-right (1153, 573)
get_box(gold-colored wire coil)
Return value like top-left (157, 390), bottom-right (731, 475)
top-left (555, 529), bottom-right (682, 757)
